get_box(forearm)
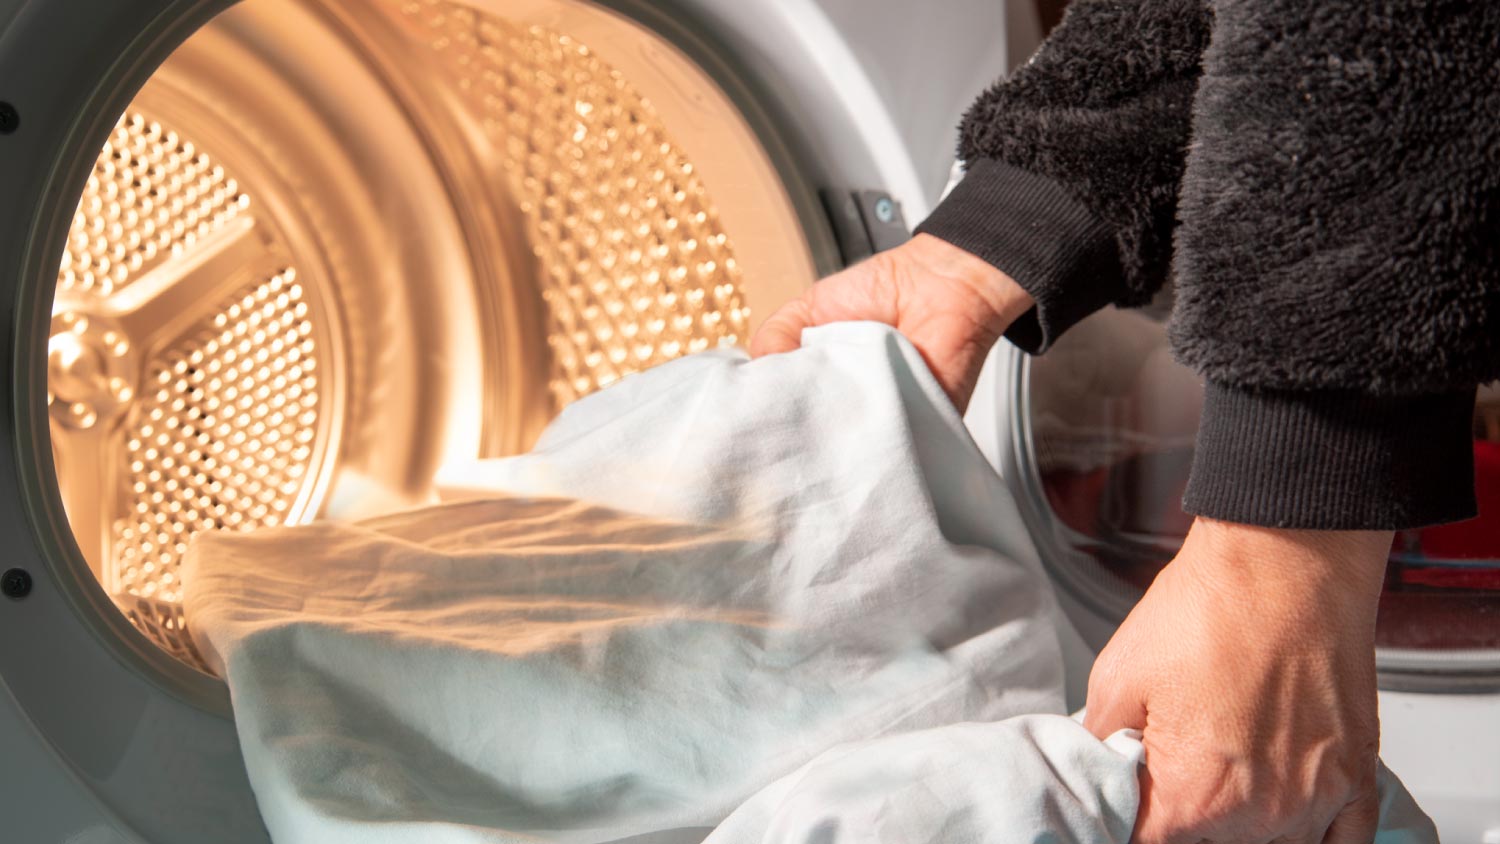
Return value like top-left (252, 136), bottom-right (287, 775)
top-left (1171, 0), bottom-right (1500, 529)
top-left (917, 0), bottom-right (1213, 353)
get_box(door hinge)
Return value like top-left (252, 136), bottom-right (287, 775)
top-left (820, 188), bottom-right (910, 267)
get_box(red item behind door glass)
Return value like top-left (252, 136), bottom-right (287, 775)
top-left (1409, 439), bottom-right (1500, 562)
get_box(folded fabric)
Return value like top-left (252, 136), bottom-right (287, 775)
top-left (183, 323), bottom-right (1437, 844)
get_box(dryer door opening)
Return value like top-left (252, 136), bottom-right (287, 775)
top-left (37, 0), bottom-right (823, 679)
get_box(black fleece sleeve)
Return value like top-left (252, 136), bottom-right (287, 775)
top-left (915, 0), bottom-right (1213, 353)
top-left (1169, 0), bottom-right (1498, 528)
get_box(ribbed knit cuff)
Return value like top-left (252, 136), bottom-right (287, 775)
top-left (914, 158), bottom-right (1123, 354)
top-left (1184, 382), bottom-right (1478, 530)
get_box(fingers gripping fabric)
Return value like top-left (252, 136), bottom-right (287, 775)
top-left (182, 325), bottom-right (1436, 843)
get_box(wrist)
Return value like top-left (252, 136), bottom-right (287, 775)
top-left (903, 234), bottom-right (1034, 328)
top-left (1177, 517), bottom-right (1391, 614)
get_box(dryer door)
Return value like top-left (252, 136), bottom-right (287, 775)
top-left (981, 301), bottom-right (1500, 839)
top-left (1006, 304), bottom-right (1500, 682)
top-left (0, 0), bottom-right (889, 840)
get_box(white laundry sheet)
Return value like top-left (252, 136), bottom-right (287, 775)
top-left (183, 323), bottom-right (1436, 844)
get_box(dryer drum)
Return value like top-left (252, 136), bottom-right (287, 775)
top-left (42, 0), bottom-right (818, 674)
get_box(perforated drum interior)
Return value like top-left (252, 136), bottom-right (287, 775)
top-left (45, 0), bottom-right (818, 674)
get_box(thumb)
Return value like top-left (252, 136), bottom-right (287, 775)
top-left (1082, 660), bottom-right (1176, 844)
top-left (749, 297), bottom-right (813, 358)
top-left (1081, 655), bottom-right (1148, 741)
top-left (1321, 781), bottom-right (1381, 844)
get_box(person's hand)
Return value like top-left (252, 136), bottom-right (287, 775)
top-left (1084, 518), bottom-right (1390, 844)
top-left (749, 234), bottom-right (1033, 413)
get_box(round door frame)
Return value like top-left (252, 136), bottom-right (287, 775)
top-left (0, 0), bottom-right (927, 840)
top-left (0, 3), bottom-right (275, 839)
top-left (998, 347), bottom-right (1500, 694)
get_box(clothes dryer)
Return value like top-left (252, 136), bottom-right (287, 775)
top-left (0, 1), bottom-right (1011, 840)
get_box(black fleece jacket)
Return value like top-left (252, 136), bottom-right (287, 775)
top-left (916, 0), bottom-right (1500, 530)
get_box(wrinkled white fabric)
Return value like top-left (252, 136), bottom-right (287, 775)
top-left (708, 714), bottom-right (1436, 844)
top-left (182, 323), bottom-right (1437, 844)
top-left (707, 716), bottom-right (1146, 844)
top-left (185, 324), bottom-right (1067, 842)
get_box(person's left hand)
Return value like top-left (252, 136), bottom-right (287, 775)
top-left (1084, 518), bottom-right (1390, 844)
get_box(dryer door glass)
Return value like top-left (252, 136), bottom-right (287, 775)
top-left (45, 0), bottom-right (820, 675)
top-left (1022, 304), bottom-right (1500, 677)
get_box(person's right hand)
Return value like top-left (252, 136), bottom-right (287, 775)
top-left (749, 234), bottom-right (1033, 413)
top-left (1084, 519), bottom-right (1388, 844)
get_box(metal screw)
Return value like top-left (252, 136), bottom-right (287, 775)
top-left (1, 568), bottom-right (32, 600)
top-left (0, 102), bottom-right (17, 135)
top-left (873, 197), bottom-right (896, 224)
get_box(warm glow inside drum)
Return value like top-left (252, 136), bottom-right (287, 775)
top-left (45, 0), bottom-right (817, 672)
